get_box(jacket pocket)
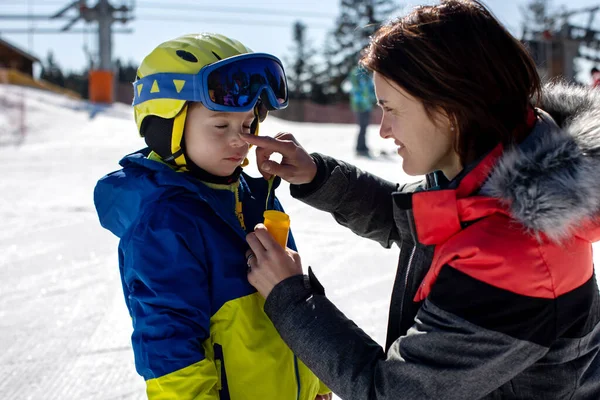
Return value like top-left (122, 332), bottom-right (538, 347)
top-left (214, 343), bottom-right (231, 400)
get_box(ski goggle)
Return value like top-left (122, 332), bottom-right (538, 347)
top-left (132, 53), bottom-right (288, 115)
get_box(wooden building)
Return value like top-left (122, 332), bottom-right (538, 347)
top-left (0, 37), bottom-right (40, 77)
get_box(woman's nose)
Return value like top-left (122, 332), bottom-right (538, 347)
top-left (379, 116), bottom-right (392, 139)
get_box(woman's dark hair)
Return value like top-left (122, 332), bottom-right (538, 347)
top-left (361, 0), bottom-right (541, 166)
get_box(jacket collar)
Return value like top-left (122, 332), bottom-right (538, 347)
top-left (410, 144), bottom-right (507, 245)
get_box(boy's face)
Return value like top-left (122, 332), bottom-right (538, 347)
top-left (184, 103), bottom-right (253, 177)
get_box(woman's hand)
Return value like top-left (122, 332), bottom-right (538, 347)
top-left (239, 132), bottom-right (318, 185)
top-left (246, 224), bottom-right (303, 299)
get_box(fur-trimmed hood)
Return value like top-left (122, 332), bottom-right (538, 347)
top-left (482, 83), bottom-right (600, 242)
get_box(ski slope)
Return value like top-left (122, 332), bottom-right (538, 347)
top-left (1, 84), bottom-right (598, 399)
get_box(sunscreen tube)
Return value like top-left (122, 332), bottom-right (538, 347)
top-left (263, 210), bottom-right (290, 248)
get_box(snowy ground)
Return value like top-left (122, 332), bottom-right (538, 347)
top-left (1, 85), bottom-right (598, 399)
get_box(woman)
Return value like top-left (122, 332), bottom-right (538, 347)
top-left (242, 0), bottom-right (600, 398)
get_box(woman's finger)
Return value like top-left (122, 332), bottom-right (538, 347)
top-left (252, 223), bottom-right (284, 253)
top-left (254, 149), bottom-right (274, 180)
top-left (274, 132), bottom-right (299, 144)
top-left (239, 133), bottom-right (295, 156)
top-left (254, 144), bottom-right (273, 161)
top-left (259, 160), bottom-right (298, 181)
top-left (246, 232), bottom-right (267, 257)
top-left (289, 249), bottom-right (302, 265)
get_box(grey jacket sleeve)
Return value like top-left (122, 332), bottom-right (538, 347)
top-left (289, 153), bottom-right (423, 248)
top-left (264, 274), bottom-right (547, 400)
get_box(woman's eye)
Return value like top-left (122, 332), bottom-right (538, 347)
top-left (242, 125), bottom-right (251, 130)
top-left (215, 125), bottom-right (227, 129)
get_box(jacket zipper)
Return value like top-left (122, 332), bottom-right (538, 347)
top-left (294, 354), bottom-right (301, 400)
top-left (398, 244), bottom-right (417, 328)
top-left (213, 343), bottom-right (231, 400)
top-left (397, 205), bottom-right (422, 330)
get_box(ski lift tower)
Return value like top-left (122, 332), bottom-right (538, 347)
top-left (522, 5), bottom-right (599, 83)
top-left (52, 0), bottom-right (134, 103)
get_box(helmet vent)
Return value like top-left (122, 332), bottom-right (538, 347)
top-left (211, 51), bottom-right (222, 60)
top-left (176, 50), bottom-right (198, 63)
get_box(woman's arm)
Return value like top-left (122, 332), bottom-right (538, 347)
top-left (290, 153), bottom-right (423, 248)
top-left (240, 132), bottom-right (423, 248)
top-left (263, 272), bottom-right (548, 400)
top-left (246, 228), bottom-right (551, 400)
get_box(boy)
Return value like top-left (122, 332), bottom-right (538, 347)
top-left (94, 33), bottom-right (331, 400)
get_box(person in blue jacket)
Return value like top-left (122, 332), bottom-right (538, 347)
top-left (348, 64), bottom-right (377, 157)
top-left (93, 33), bottom-right (331, 400)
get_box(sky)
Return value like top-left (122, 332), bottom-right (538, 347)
top-left (0, 0), bottom-right (599, 83)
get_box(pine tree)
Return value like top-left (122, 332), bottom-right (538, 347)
top-left (285, 21), bottom-right (316, 100)
top-left (115, 59), bottom-right (138, 84)
top-left (64, 70), bottom-right (89, 99)
top-left (323, 0), bottom-right (397, 101)
top-left (40, 51), bottom-right (65, 88)
top-left (520, 0), bottom-right (562, 35)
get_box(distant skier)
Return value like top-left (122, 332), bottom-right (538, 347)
top-left (348, 63), bottom-right (377, 157)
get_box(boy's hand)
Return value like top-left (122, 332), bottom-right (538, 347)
top-left (239, 132), bottom-right (317, 185)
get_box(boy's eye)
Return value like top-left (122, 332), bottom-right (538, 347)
top-left (215, 125), bottom-right (227, 129)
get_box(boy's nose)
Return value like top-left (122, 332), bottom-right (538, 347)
top-left (230, 131), bottom-right (247, 147)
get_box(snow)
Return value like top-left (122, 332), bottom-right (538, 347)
top-left (0, 84), bottom-right (597, 399)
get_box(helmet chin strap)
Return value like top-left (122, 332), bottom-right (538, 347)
top-left (163, 103), bottom-right (189, 170)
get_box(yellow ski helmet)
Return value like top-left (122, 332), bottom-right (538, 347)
top-left (134, 33), bottom-right (254, 168)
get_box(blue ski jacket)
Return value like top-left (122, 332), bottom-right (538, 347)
top-left (94, 149), bottom-right (329, 399)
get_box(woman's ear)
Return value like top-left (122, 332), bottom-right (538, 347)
top-left (436, 108), bottom-right (458, 136)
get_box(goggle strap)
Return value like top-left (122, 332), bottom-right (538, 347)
top-left (132, 74), bottom-right (200, 106)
